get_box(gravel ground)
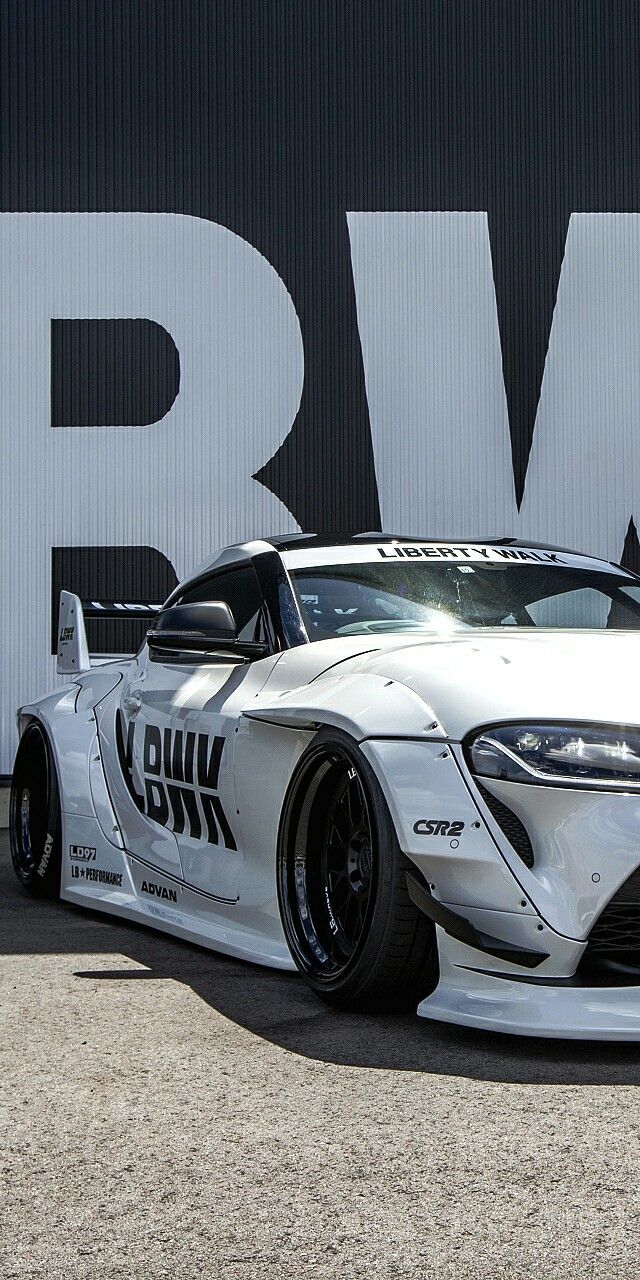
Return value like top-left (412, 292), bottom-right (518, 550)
top-left (2, 829), bottom-right (640, 1280)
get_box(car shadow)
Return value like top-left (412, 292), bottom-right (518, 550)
top-left (3, 835), bottom-right (640, 1086)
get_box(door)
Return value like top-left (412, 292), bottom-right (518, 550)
top-left (112, 561), bottom-right (280, 901)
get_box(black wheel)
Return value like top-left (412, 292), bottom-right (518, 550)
top-left (10, 723), bottom-right (62, 898)
top-left (277, 728), bottom-right (438, 1012)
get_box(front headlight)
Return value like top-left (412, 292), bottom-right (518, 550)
top-left (467, 723), bottom-right (640, 789)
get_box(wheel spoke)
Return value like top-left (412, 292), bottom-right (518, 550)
top-left (327, 827), bottom-right (348, 861)
top-left (330, 865), bottom-right (350, 896)
top-left (330, 807), bottom-right (351, 843)
top-left (354, 895), bottom-right (367, 932)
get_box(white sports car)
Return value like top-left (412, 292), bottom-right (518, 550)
top-left (11, 533), bottom-right (640, 1039)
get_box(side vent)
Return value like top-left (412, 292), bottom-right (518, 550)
top-left (476, 782), bottom-right (535, 869)
top-left (583, 865), bottom-right (640, 963)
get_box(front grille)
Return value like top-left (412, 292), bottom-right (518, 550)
top-left (584, 865), bottom-right (640, 960)
top-left (476, 782), bottom-right (535, 869)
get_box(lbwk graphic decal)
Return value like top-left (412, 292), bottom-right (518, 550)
top-left (115, 711), bottom-right (237, 851)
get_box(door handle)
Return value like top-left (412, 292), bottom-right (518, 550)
top-left (123, 692), bottom-right (142, 716)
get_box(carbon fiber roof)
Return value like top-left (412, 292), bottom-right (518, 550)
top-left (265, 532), bottom-right (585, 556)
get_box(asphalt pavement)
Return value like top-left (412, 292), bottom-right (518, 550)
top-left (2, 829), bottom-right (640, 1279)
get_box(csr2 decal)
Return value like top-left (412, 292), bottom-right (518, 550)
top-left (413, 820), bottom-right (466, 837)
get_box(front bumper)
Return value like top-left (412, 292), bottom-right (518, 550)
top-left (418, 934), bottom-right (640, 1039)
top-left (362, 737), bottom-right (640, 1036)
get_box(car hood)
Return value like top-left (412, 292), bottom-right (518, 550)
top-left (357, 629), bottom-right (640, 740)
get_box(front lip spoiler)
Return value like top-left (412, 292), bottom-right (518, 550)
top-left (405, 870), bottom-right (549, 969)
top-left (460, 957), bottom-right (640, 987)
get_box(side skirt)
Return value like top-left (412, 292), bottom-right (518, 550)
top-left (60, 812), bottom-right (295, 971)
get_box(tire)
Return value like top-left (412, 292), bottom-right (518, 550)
top-left (10, 722), bottom-right (62, 898)
top-left (277, 728), bottom-right (438, 1012)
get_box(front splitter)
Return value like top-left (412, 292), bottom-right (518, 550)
top-left (417, 966), bottom-right (640, 1040)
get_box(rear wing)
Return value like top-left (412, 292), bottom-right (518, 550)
top-left (56, 591), bottom-right (163, 675)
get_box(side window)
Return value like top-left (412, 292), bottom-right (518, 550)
top-left (607, 584), bottom-right (640, 629)
top-left (177, 565), bottom-right (266, 642)
top-left (527, 588), bottom-right (610, 630)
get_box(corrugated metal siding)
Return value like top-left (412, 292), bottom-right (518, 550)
top-left (2, 0), bottom-right (640, 770)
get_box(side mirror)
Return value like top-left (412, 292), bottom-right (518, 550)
top-left (147, 601), bottom-right (268, 660)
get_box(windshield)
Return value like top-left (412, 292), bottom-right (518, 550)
top-left (289, 562), bottom-right (640, 640)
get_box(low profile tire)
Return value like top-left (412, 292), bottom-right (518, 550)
top-left (10, 722), bottom-right (62, 898)
top-left (277, 728), bottom-right (438, 1012)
